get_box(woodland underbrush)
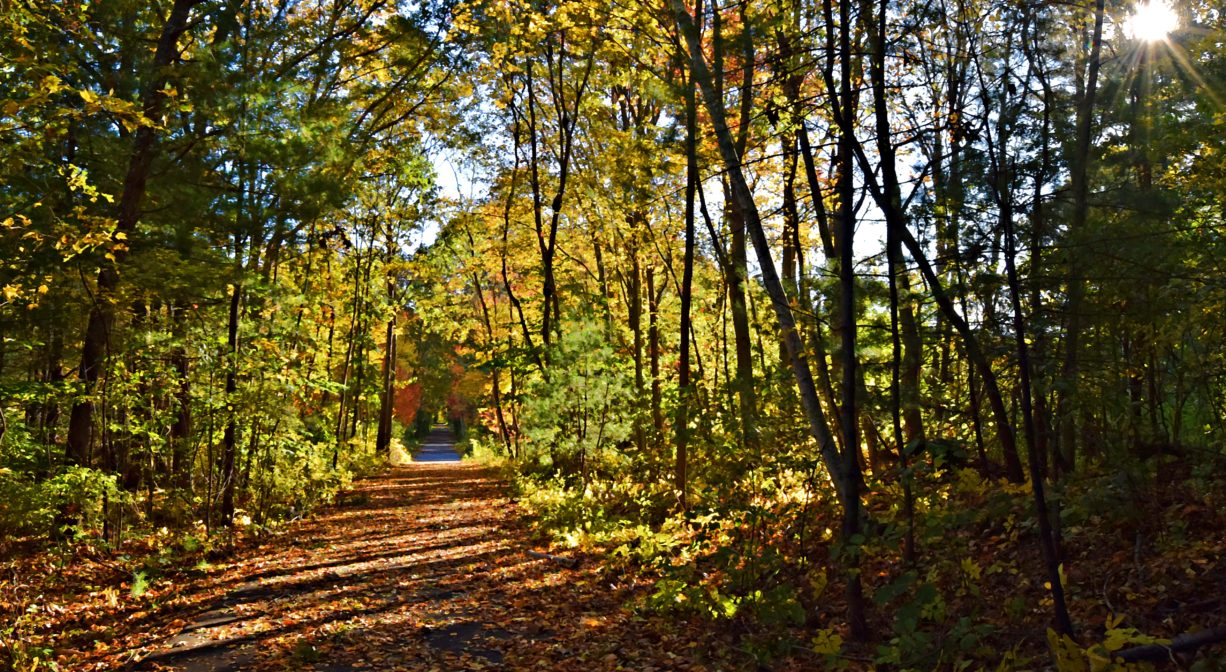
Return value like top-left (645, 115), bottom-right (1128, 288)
top-left (481, 432), bottom-right (1226, 670)
top-left (0, 525), bottom-right (223, 670)
top-left (0, 432), bottom-right (387, 543)
top-left (0, 430), bottom-right (391, 671)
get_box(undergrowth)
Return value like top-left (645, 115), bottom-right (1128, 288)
top-left (475, 430), bottom-right (1226, 670)
top-left (0, 431), bottom-right (390, 672)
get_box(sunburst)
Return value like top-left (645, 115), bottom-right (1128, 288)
top-left (1123, 0), bottom-right (1180, 42)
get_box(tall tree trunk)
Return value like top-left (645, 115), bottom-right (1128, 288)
top-left (898, 282), bottom-right (925, 446)
top-left (628, 223), bottom-right (646, 452)
top-left (375, 315), bottom-right (397, 454)
top-left (524, 62), bottom-right (552, 351)
top-left (1057, 0), bottom-right (1105, 473)
top-left (781, 136), bottom-right (801, 303)
top-left (592, 235), bottom-right (614, 337)
top-left (788, 109), bottom-right (846, 446)
top-left (1022, 8), bottom-right (1058, 477)
top-left (498, 91), bottom-right (544, 374)
top-left (778, 128), bottom-right (804, 409)
top-left (34, 324), bottom-right (65, 448)
top-left (833, 0), bottom-right (868, 638)
top-left (887, 172), bottom-right (916, 564)
top-left (66, 0), bottom-right (203, 467)
top-left (334, 247), bottom-right (367, 460)
top-left (714, 1), bottom-right (758, 454)
top-left (350, 244), bottom-right (378, 443)
top-left (798, 123), bottom-right (836, 260)
top-left (725, 181), bottom-right (758, 452)
top-left (647, 266), bottom-right (664, 442)
top-left (1001, 147), bottom-right (1074, 636)
top-left (170, 302), bottom-right (192, 490)
top-left (376, 230), bottom-right (399, 455)
top-left (675, 65), bottom-right (697, 508)
top-left (472, 269), bottom-right (512, 453)
top-left (220, 267), bottom-right (242, 528)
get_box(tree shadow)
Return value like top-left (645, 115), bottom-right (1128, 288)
top-left (125, 461), bottom-right (537, 671)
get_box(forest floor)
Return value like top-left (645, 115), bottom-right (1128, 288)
top-left (7, 430), bottom-right (1226, 670)
top-left (6, 428), bottom-right (774, 671)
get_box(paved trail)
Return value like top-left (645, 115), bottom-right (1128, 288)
top-left (412, 426), bottom-right (463, 463)
top-left (135, 427), bottom-right (723, 671)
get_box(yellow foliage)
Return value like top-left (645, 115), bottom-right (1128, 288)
top-left (811, 628), bottom-right (843, 655)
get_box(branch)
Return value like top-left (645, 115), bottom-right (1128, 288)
top-left (1116, 626), bottom-right (1226, 663)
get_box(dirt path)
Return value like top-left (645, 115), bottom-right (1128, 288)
top-left (134, 430), bottom-right (734, 671)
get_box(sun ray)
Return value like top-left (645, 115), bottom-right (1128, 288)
top-left (1163, 41), bottom-right (1226, 113)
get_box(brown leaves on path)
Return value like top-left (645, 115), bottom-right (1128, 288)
top-left (43, 462), bottom-right (755, 671)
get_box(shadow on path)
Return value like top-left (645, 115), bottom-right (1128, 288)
top-left (130, 425), bottom-right (739, 672)
top-left (136, 426), bottom-right (524, 671)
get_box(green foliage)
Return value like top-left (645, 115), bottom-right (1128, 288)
top-left (291, 639), bottom-right (323, 664)
top-left (246, 429), bottom-right (384, 527)
top-left (520, 323), bottom-right (637, 481)
top-left (0, 620), bottom-right (57, 672)
top-left (1048, 621), bottom-right (1166, 672)
top-left (129, 570), bottom-right (150, 598)
top-left (0, 461), bottom-right (120, 538)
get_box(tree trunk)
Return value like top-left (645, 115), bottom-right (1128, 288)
top-left (376, 230), bottom-right (399, 455)
top-left (628, 222), bottom-right (646, 452)
top-left (833, 0), bottom-right (868, 638)
top-left (471, 260), bottom-right (512, 454)
top-left (220, 274), bottom-right (242, 528)
top-left (647, 266), bottom-right (664, 442)
top-left (887, 173), bottom-right (917, 563)
top-left (1057, 0), bottom-right (1106, 473)
top-left (170, 303), bottom-right (192, 490)
top-left (725, 180), bottom-right (758, 452)
top-left (675, 67), bottom-right (697, 508)
top-left (898, 275), bottom-right (925, 446)
top-left (1000, 145), bottom-right (1074, 635)
top-left (1021, 10), bottom-right (1058, 477)
top-left (375, 314), bottom-right (397, 454)
top-left (498, 93), bottom-right (544, 374)
top-left (66, 0), bottom-right (203, 467)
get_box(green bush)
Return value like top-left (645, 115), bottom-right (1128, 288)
top-left (246, 430), bottom-right (371, 525)
top-left (0, 464), bottom-right (119, 538)
top-left (520, 323), bottom-right (637, 483)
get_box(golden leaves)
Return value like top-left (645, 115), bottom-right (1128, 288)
top-left (78, 88), bottom-right (155, 131)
